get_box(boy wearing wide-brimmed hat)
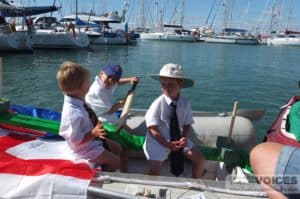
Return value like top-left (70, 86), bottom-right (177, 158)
top-left (144, 63), bottom-right (205, 178)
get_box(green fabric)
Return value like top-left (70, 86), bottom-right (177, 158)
top-left (0, 112), bottom-right (60, 134)
top-left (0, 112), bottom-right (145, 150)
top-left (198, 145), bottom-right (219, 161)
top-left (0, 112), bottom-right (252, 167)
top-left (103, 122), bottom-right (145, 150)
top-left (289, 101), bottom-right (300, 141)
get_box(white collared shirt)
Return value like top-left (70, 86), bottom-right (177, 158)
top-left (85, 76), bottom-right (119, 124)
top-left (60, 95), bottom-right (104, 160)
top-left (143, 94), bottom-right (194, 160)
top-left (145, 94), bottom-right (194, 140)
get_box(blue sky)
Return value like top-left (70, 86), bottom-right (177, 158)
top-left (14, 0), bottom-right (300, 32)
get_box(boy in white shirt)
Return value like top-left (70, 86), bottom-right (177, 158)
top-left (57, 61), bottom-right (121, 171)
top-left (85, 63), bottom-right (139, 126)
top-left (144, 63), bottom-right (205, 178)
top-left (85, 62), bottom-right (139, 172)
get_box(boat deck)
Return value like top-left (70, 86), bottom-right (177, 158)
top-left (87, 158), bottom-right (267, 199)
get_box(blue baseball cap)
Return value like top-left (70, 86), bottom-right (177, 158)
top-left (102, 63), bottom-right (122, 80)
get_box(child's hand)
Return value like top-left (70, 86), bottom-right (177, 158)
top-left (179, 137), bottom-right (187, 148)
top-left (119, 97), bottom-right (126, 105)
top-left (168, 141), bottom-right (182, 151)
top-left (91, 122), bottom-right (106, 139)
top-left (130, 76), bottom-right (139, 84)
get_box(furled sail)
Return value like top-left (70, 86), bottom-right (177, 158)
top-left (0, 0), bottom-right (60, 17)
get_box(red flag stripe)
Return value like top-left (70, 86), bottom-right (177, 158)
top-left (0, 135), bottom-right (96, 180)
top-left (0, 123), bottom-right (45, 137)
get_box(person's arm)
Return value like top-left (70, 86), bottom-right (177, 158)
top-left (80, 122), bottom-right (106, 144)
top-left (179, 125), bottom-right (190, 148)
top-left (250, 142), bottom-right (287, 199)
top-left (107, 98), bottom-right (126, 114)
top-left (148, 126), bottom-right (181, 151)
top-left (179, 100), bottom-right (194, 147)
top-left (118, 76), bottom-right (139, 85)
top-left (106, 77), bottom-right (139, 113)
top-left (182, 124), bottom-right (190, 138)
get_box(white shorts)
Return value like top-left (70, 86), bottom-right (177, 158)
top-left (143, 133), bottom-right (194, 161)
top-left (74, 139), bottom-right (105, 162)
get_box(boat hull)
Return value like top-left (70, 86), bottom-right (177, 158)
top-left (140, 32), bottom-right (196, 42)
top-left (126, 109), bottom-right (256, 152)
top-left (0, 103), bottom-right (266, 199)
top-left (31, 30), bottom-right (90, 48)
top-left (89, 168), bottom-right (266, 199)
top-left (266, 96), bottom-right (300, 147)
top-left (267, 37), bottom-right (300, 46)
top-left (91, 36), bottom-right (127, 45)
top-left (0, 31), bottom-right (32, 52)
top-left (205, 36), bottom-right (258, 45)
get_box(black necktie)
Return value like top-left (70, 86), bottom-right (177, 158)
top-left (169, 102), bottom-right (184, 176)
top-left (83, 102), bottom-right (108, 149)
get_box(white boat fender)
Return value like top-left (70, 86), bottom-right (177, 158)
top-left (190, 116), bottom-right (256, 152)
top-left (231, 166), bottom-right (249, 184)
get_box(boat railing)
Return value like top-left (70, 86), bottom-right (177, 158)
top-left (0, 24), bottom-right (13, 34)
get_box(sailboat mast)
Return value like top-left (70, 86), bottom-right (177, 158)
top-left (155, 0), bottom-right (158, 27)
top-left (223, 0), bottom-right (229, 29)
top-left (205, 0), bottom-right (217, 26)
top-left (50, 0), bottom-right (56, 17)
top-left (75, 0), bottom-right (78, 20)
top-left (140, 0), bottom-right (146, 29)
top-left (269, 0), bottom-right (282, 33)
top-left (180, 0), bottom-right (185, 26)
top-left (287, 0), bottom-right (293, 30)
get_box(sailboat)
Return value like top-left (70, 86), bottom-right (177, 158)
top-left (0, 21), bottom-right (32, 52)
top-left (0, 0), bottom-right (59, 17)
top-left (139, 0), bottom-right (196, 42)
top-left (30, 1), bottom-right (90, 49)
top-left (30, 16), bottom-right (90, 49)
top-left (61, 12), bottom-right (128, 45)
top-left (0, 0), bottom-right (61, 51)
top-left (267, 30), bottom-right (300, 46)
top-left (205, 0), bottom-right (258, 45)
top-left (267, 0), bottom-right (300, 46)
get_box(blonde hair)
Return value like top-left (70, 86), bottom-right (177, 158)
top-left (56, 61), bottom-right (90, 93)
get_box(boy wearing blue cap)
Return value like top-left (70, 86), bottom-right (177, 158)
top-left (86, 63), bottom-right (139, 125)
top-left (85, 62), bottom-right (139, 172)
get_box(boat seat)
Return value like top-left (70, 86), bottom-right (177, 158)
top-left (288, 101), bottom-right (300, 141)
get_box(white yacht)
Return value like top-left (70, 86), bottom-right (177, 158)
top-left (267, 31), bottom-right (300, 46)
top-left (205, 28), bottom-right (258, 45)
top-left (0, 24), bottom-right (32, 52)
top-left (61, 12), bottom-right (128, 45)
top-left (139, 25), bottom-right (196, 42)
top-left (30, 16), bottom-right (89, 49)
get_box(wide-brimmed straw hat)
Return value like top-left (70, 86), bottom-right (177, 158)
top-left (149, 63), bottom-right (194, 88)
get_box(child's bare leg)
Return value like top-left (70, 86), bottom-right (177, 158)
top-left (122, 124), bottom-right (133, 133)
top-left (106, 138), bottom-right (122, 155)
top-left (94, 150), bottom-right (120, 172)
top-left (185, 147), bottom-right (205, 178)
top-left (120, 147), bottom-right (128, 173)
top-left (147, 160), bottom-right (163, 176)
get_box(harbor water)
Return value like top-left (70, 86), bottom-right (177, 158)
top-left (1, 41), bottom-right (300, 142)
